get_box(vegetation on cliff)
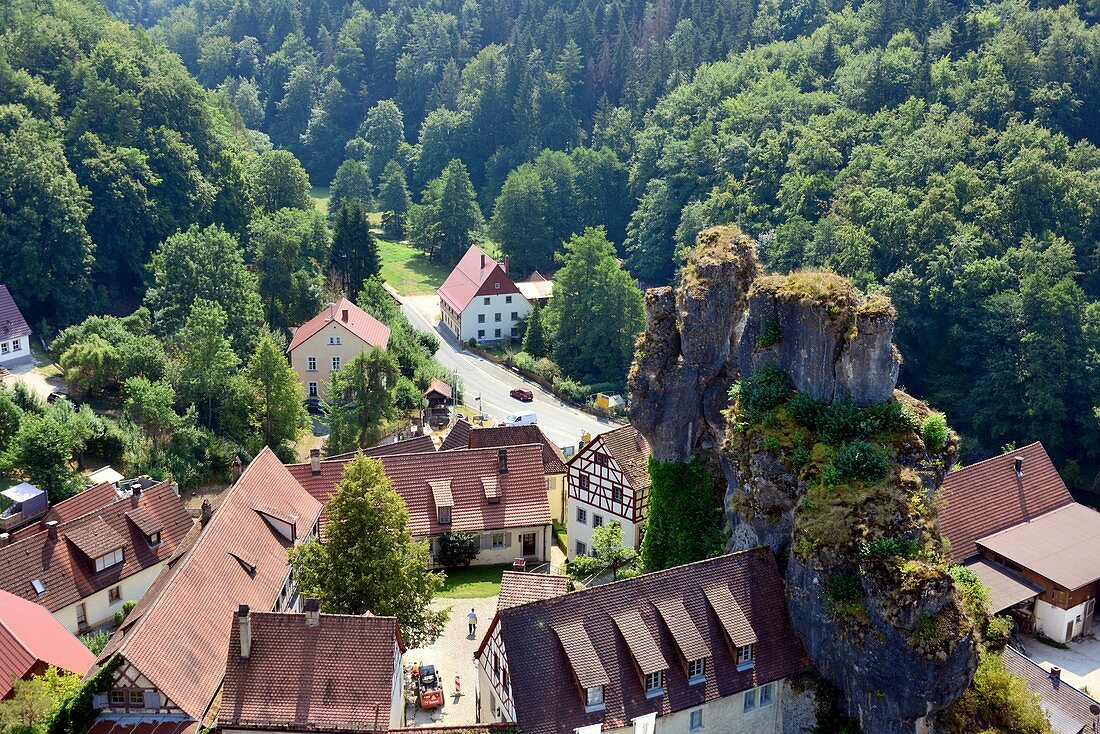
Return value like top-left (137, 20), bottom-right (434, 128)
top-left (640, 456), bottom-right (726, 571)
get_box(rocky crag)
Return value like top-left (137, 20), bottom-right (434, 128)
top-left (628, 226), bottom-right (978, 733)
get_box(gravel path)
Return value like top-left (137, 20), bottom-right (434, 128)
top-left (401, 595), bottom-right (499, 727)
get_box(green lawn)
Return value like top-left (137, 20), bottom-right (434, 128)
top-left (437, 564), bottom-right (509, 599)
top-left (310, 186), bottom-right (330, 214)
top-left (378, 238), bottom-right (452, 296)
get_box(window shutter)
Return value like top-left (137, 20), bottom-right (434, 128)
top-left (505, 533), bottom-right (512, 547)
top-left (480, 534), bottom-right (490, 550)
top-left (144, 690), bottom-right (161, 709)
top-left (92, 694), bottom-right (108, 709)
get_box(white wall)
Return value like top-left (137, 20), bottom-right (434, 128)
top-left (601, 681), bottom-right (784, 734)
top-left (1034, 598), bottom-right (1093, 643)
top-left (566, 497), bottom-right (641, 560)
top-left (427, 524), bottom-right (549, 567)
top-left (0, 335), bottom-right (29, 365)
top-left (289, 322), bottom-right (376, 401)
top-left (52, 562), bottom-right (164, 633)
top-left (458, 293), bottom-right (531, 344)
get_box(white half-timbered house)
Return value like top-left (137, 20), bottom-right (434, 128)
top-left (566, 426), bottom-right (651, 560)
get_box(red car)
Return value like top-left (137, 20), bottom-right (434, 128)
top-left (509, 387), bottom-right (534, 402)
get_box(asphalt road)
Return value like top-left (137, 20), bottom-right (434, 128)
top-left (401, 295), bottom-right (619, 449)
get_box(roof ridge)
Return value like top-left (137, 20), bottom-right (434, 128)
top-left (947, 441), bottom-right (1045, 478)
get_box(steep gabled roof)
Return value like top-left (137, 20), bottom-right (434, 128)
top-left (0, 285), bottom-right (31, 339)
top-left (326, 434), bottom-right (438, 461)
top-left (439, 418), bottom-right (472, 452)
top-left (571, 425), bottom-right (651, 492)
top-left (437, 245), bottom-right (521, 313)
top-left (287, 298), bottom-right (390, 352)
top-left (0, 589), bottom-right (95, 697)
top-left (938, 442), bottom-right (1073, 563)
top-left (1002, 645), bottom-right (1100, 733)
top-left (466, 424), bottom-right (567, 475)
top-left (497, 571), bottom-right (568, 610)
top-left (0, 482), bottom-right (192, 613)
top-left (220, 611), bottom-right (402, 732)
top-left (288, 444), bottom-right (549, 536)
top-left (494, 549), bottom-right (809, 734)
top-left (94, 448), bottom-right (323, 722)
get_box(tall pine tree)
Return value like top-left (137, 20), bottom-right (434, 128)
top-left (328, 199), bottom-right (380, 300)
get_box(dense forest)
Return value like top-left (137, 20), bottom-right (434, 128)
top-left (1, 0), bottom-right (1098, 482)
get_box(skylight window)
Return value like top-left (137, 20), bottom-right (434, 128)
top-left (31, 579), bottom-right (45, 595)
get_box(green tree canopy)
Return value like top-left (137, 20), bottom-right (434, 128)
top-left (329, 159), bottom-right (374, 214)
top-left (328, 199), bottom-right (380, 301)
top-left (2, 413), bottom-right (80, 502)
top-left (411, 159), bottom-right (483, 265)
top-left (323, 348), bottom-right (399, 453)
top-left (249, 149), bottom-right (312, 213)
top-left (170, 299), bottom-right (240, 429)
top-left (244, 333), bottom-right (308, 452)
top-left (249, 208), bottom-right (329, 329)
top-left (377, 160), bottom-right (412, 239)
top-left (288, 454), bottom-right (447, 647)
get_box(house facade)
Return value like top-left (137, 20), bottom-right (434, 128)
top-left (289, 443), bottom-right (552, 568)
top-left (0, 480), bottom-right (192, 634)
top-left (89, 449), bottom-right (323, 727)
top-left (438, 246), bottom-right (531, 344)
top-left (0, 285), bottom-right (31, 367)
top-left (567, 426), bottom-right (651, 559)
top-left (287, 298), bottom-right (390, 401)
top-left (939, 442), bottom-right (1100, 643)
top-left (476, 549), bottom-right (809, 734)
top-left (219, 605), bottom-right (405, 733)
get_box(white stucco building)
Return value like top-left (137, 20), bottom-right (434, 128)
top-left (438, 245), bottom-right (532, 344)
top-left (0, 284), bottom-right (32, 366)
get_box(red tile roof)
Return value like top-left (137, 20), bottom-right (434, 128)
top-left (466, 425), bottom-right (567, 475)
top-left (287, 445), bottom-right (550, 536)
top-left (0, 482), bottom-right (192, 613)
top-left (0, 285), bottom-right (31, 340)
top-left (10, 481), bottom-right (128, 543)
top-left (0, 588), bottom-right (95, 697)
top-left (220, 611), bottom-right (402, 731)
top-left (497, 571), bottom-right (568, 610)
top-left (938, 442), bottom-right (1073, 563)
top-left (326, 434), bottom-right (438, 461)
top-left (437, 245), bottom-right (521, 314)
top-left (86, 719), bottom-right (197, 734)
top-left (94, 449), bottom-right (323, 722)
top-left (425, 378), bottom-right (452, 399)
top-left (287, 298), bottom-right (390, 352)
top-left (494, 549), bottom-right (808, 734)
top-left (439, 419), bottom-right (471, 452)
top-left (571, 425), bottom-right (651, 493)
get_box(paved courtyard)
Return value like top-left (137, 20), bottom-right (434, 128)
top-left (0, 353), bottom-right (63, 401)
top-left (401, 594), bottom-right (498, 727)
top-left (1023, 633), bottom-right (1100, 697)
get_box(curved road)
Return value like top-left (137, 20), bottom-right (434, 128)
top-left (401, 295), bottom-right (619, 449)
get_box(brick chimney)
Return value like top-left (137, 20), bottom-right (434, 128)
top-left (200, 499), bottom-right (213, 526)
top-left (310, 448), bottom-right (321, 475)
top-left (1051, 666), bottom-right (1061, 682)
top-left (1014, 456), bottom-right (1024, 478)
top-left (503, 255), bottom-right (511, 275)
top-left (131, 483), bottom-right (142, 507)
top-left (238, 605), bottom-right (252, 658)
top-left (46, 521), bottom-right (59, 540)
top-left (304, 598), bottom-right (320, 628)
top-left (480, 252), bottom-right (486, 269)
top-left (0, 533), bottom-right (9, 547)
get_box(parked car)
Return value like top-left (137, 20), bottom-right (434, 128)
top-left (509, 387), bottom-right (534, 402)
top-left (47, 391), bottom-right (80, 410)
top-left (503, 411), bottom-right (538, 426)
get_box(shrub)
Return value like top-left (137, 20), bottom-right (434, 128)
top-left (552, 377), bottom-right (586, 402)
top-left (937, 652), bottom-right (1051, 734)
top-left (787, 392), bottom-right (824, 430)
top-left (534, 357), bottom-right (562, 382)
top-left (834, 440), bottom-right (889, 483)
top-left (984, 615), bottom-right (1013, 650)
top-left (921, 413), bottom-right (949, 451)
top-left (818, 398), bottom-right (863, 444)
top-left (762, 434), bottom-right (780, 451)
top-left (861, 399), bottom-right (917, 435)
top-left (435, 531), bottom-right (481, 568)
top-left (80, 631), bottom-right (111, 655)
top-left (467, 337), bottom-right (477, 347)
top-left (732, 366), bottom-right (791, 420)
top-left (949, 565), bottom-right (991, 619)
top-left (568, 554), bottom-right (603, 579)
top-left (788, 445), bottom-right (810, 469)
top-left (642, 457), bottom-right (725, 571)
top-left (757, 318), bottom-right (782, 348)
top-left (827, 571), bottom-right (864, 615)
top-left (859, 536), bottom-right (923, 559)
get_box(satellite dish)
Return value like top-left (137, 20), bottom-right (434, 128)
top-left (1090, 703), bottom-right (1100, 716)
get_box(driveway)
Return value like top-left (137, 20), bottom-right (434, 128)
top-left (0, 353), bottom-right (64, 401)
top-left (1023, 633), bottom-right (1100, 696)
top-left (402, 595), bottom-right (498, 727)
top-left (401, 295), bottom-right (618, 449)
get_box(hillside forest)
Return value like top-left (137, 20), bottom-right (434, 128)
top-left (0, 0), bottom-right (1098, 486)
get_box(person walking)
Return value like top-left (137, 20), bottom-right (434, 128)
top-left (467, 608), bottom-right (478, 637)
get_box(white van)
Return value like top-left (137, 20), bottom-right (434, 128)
top-left (503, 411), bottom-right (538, 426)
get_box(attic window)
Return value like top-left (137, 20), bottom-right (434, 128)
top-left (688, 658), bottom-right (706, 683)
top-left (95, 548), bottom-right (124, 573)
top-left (229, 550), bottom-right (257, 576)
top-left (586, 685), bottom-right (604, 708)
top-left (31, 579), bottom-right (45, 595)
top-left (482, 477), bottom-right (501, 504)
top-left (498, 450), bottom-right (508, 475)
top-left (147, 531), bottom-right (161, 546)
top-left (737, 644), bottom-right (755, 670)
top-left (430, 479), bottom-right (454, 525)
top-left (644, 670), bottom-right (665, 698)
top-left (438, 506), bottom-right (452, 525)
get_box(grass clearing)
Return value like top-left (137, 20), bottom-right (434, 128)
top-left (378, 238), bottom-right (452, 296)
top-left (437, 564), bottom-right (509, 598)
top-left (310, 186), bottom-right (330, 214)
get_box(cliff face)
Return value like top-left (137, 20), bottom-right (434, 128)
top-left (628, 226), bottom-right (978, 734)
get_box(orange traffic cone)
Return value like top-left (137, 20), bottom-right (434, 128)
top-left (454, 674), bottom-right (462, 696)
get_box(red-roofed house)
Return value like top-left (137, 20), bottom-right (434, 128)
top-left (438, 246), bottom-right (531, 344)
top-left (0, 285), bottom-right (32, 367)
top-left (287, 298), bottom-right (391, 401)
top-left (219, 605), bottom-right (405, 733)
top-left (89, 448), bottom-right (323, 726)
top-left (288, 444), bottom-right (552, 567)
top-left (0, 589), bottom-right (95, 698)
top-left (938, 442), bottom-right (1100, 642)
top-left (0, 481), bottom-right (192, 634)
top-left (476, 549), bottom-right (809, 733)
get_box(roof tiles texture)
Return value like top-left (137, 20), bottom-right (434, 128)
top-left (496, 549), bottom-right (808, 734)
top-left (437, 245), bottom-right (520, 313)
top-left (466, 425), bottom-right (567, 475)
top-left (963, 559), bottom-right (1043, 614)
top-left (0, 482), bottom-right (191, 613)
top-left (220, 611), bottom-right (401, 732)
top-left (0, 588), bottom-right (95, 697)
top-left (1001, 645), bottom-right (1100, 733)
top-left (287, 298), bottom-right (390, 352)
top-left (327, 434), bottom-right (438, 461)
top-left (938, 442), bottom-right (1073, 563)
top-left (439, 419), bottom-right (471, 452)
top-left (0, 285), bottom-right (31, 339)
top-left (95, 449), bottom-right (323, 721)
top-left (497, 571), bottom-right (568, 610)
top-left (575, 425), bottom-right (651, 492)
top-left (288, 444), bottom-right (550, 536)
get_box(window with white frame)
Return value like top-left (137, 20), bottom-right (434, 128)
top-left (331, 356), bottom-right (341, 371)
top-left (478, 314), bottom-right (485, 323)
top-left (307, 356), bottom-right (317, 371)
top-left (483, 297), bottom-right (491, 305)
top-left (494, 328), bottom-right (501, 338)
top-left (495, 282), bottom-right (500, 289)
top-left (689, 709), bottom-right (704, 731)
top-left (0, 343), bottom-right (8, 355)
top-left (505, 295), bottom-right (512, 303)
top-left (438, 506), bottom-right (452, 525)
top-left (586, 685), bottom-right (604, 708)
top-left (576, 507), bottom-right (587, 524)
top-left (96, 548), bottom-right (124, 572)
top-left (129, 691), bottom-right (144, 706)
top-left (492, 532), bottom-right (506, 548)
top-left (760, 682), bottom-right (774, 706)
top-left (328, 336), bottom-right (341, 345)
top-left (110, 690), bottom-right (125, 706)
top-left (743, 687), bottom-right (757, 712)
top-left (478, 329), bottom-right (485, 338)
top-left (644, 670), bottom-right (665, 697)
top-left (510, 311), bottom-right (518, 320)
top-left (688, 658), bottom-right (706, 682)
top-left (108, 585), bottom-right (122, 603)
top-left (612, 486), bottom-right (623, 503)
top-left (10, 339), bottom-right (19, 352)
top-left (308, 382), bottom-right (318, 397)
top-left (494, 312), bottom-right (502, 322)
top-left (737, 644), bottom-right (755, 667)
top-left (580, 475), bottom-right (590, 491)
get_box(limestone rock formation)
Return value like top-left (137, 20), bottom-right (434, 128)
top-left (628, 226), bottom-right (977, 734)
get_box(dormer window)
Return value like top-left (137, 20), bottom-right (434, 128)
top-left (737, 644), bottom-right (755, 670)
top-left (497, 450), bottom-right (508, 474)
top-left (644, 670), bottom-right (665, 698)
top-left (585, 685), bottom-right (604, 709)
top-left (438, 506), bottom-right (452, 525)
top-left (147, 531), bottom-right (161, 546)
top-left (688, 658), bottom-right (706, 683)
top-left (95, 548), bottom-right (124, 572)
